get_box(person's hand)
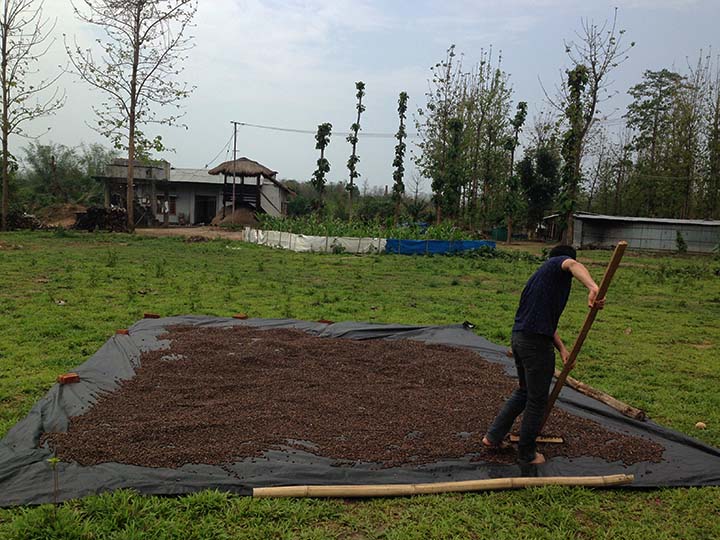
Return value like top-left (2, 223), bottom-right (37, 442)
top-left (588, 287), bottom-right (605, 309)
top-left (561, 347), bottom-right (575, 370)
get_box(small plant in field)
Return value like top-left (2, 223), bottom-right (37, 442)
top-left (47, 456), bottom-right (61, 513)
top-left (106, 250), bottom-right (118, 267)
top-left (676, 231), bottom-right (688, 253)
top-left (155, 259), bottom-right (166, 279)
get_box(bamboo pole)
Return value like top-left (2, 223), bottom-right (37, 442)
top-left (253, 474), bottom-right (634, 498)
top-left (554, 369), bottom-right (647, 421)
top-left (540, 241), bottom-right (628, 432)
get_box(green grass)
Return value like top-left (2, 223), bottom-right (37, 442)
top-left (1, 231), bottom-right (719, 538)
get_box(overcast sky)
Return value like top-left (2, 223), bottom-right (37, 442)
top-left (26, 0), bottom-right (720, 190)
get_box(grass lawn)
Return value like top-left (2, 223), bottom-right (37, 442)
top-left (0, 230), bottom-right (718, 539)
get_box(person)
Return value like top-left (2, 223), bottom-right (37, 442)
top-left (482, 245), bottom-right (605, 465)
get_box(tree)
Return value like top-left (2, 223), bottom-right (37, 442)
top-left (15, 141), bottom-right (116, 208)
top-left (558, 65), bottom-right (589, 241)
top-left (504, 101), bottom-right (527, 243)
top-left (391, 91), bottom-right (408, 224)
top-left (415, 45), bottom-right (462, 225)
top-left (1, 0), bottom-right (64, 230)
top-left (549, 9), bottom-right (634, 242)
top-left (346, 81), bottom-right (365, 218)
top-left (705, 56), bottom-right (720, 218)
top-left (415, 46), bottom-right (513, 227)
top-left (66, 0), bottom-right (197, 230)
top-left (311, 122), bottom-right (332, 201)
top-left (624, 69), bottom-right (685, 216)
top-left (443, 117), bottom-right (464, 218)
top-left (519, 117), bottom-right (562, 238)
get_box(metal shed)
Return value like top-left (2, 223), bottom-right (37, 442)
top-left (567, 213), bottom-right (720, 253)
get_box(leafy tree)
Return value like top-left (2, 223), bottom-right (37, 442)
top-left (15, 141), bottom-right (116, 208)
top-left (346, 81), bottom-right (365, 218)
top-left (416, 45), bottom-right (513, 227)
top-left (66, 0), bottom-right (197, 230)
top-left (504, 101), bottom-right (527, 243)
top-left (519, 134), bottom-right (562, 238)
top-left (311, 122), bottom-right (332, 200)
top-left (559, 65), bottom-right (589, 240)
top-left (705, 58), bottom-right (720, 218)
top-left (443, 117), bottom-right (464, 218)
top-left (1, 0), bottom-right (64, 230)
top-left (415, 46), bottom-right (462, 224)
top-left (392, 91), bottom-right (408, 224)
top-left (624, 69), bottom-right (686, 216)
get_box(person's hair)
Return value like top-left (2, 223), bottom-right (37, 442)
top-left (549, 245), bottom-right (577, 260)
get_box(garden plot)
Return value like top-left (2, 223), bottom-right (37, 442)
top-left (1, 316), bottom-right (719, 506)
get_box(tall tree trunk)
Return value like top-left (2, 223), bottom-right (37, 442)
top-left (126, 4), bottom-right (142, 232)
top-left (1, 20), bottom-right (8, 231)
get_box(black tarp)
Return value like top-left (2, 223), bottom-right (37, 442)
top-left (1, 316), bottom-right (719, 507)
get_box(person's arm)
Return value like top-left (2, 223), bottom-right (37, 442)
top-left (561, 258), bottom-right (606, 309)
top-left (553, 330), bottom-right (572, 367)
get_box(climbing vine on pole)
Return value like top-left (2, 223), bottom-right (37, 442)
top-left (392, 91), bottom-right (409, 224)
top-left (346, 81), bottom-right (365, 218)
top-left (311, 122), bottom-right (332, 202)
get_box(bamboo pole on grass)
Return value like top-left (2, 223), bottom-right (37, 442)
top-left (253, 474), bottom-right (634, 498)
top-left (540, 241), bottom-right (628, 432)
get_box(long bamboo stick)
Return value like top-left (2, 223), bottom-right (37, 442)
top-left (540, 241), bottom-right (628, 432)
top-left (554, 369), bottom-right (647, 421)
top-left (253, 474), bottom-right (634, 498)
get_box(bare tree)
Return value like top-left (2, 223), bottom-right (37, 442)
top-left (1, 0), bottom-right (64, 230)
top-left (66, 0), bottom-right (197, 230)
top-left (545, 8), bottom-right (634, 242)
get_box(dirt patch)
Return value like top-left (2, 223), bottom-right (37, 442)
top-left (36, 203), bottom-right (86, 228)
top-left (43, 326), bottom-right (664, 468)
top-left (210, 206), bottom-right (258, 227)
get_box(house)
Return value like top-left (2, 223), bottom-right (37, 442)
top-left (94, 157), bottom-right (292, 225)
top-left (543, 212), bottom-right (720, 253)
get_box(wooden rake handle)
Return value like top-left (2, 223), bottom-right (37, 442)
top-left (540, 241), bottom-right (628, 432)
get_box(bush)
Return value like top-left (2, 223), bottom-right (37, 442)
top-left (676, 231), bottom-right (688, 253)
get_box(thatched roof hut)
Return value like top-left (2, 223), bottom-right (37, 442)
top-left (208, 158), bottom-right (277, 179)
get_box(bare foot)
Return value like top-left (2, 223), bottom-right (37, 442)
top-left (482, 436), bottom-right (511, 450)
top-left (528, 452), bottom-right (546, 465)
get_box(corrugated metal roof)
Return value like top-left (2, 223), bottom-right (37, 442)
top-left (169, 168), bottom-right (280, 187)
top-left (544, 212), bottom-right (720, 227)
top-left (575, 213), bottom-right (720, 226)
top-left (169, 168), bottom-right (217, 183)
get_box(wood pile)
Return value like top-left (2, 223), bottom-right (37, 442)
top-left (73, 206), bottom-right (129, 232)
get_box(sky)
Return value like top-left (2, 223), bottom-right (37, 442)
top-left (24, 0), bottom-right (720, 191)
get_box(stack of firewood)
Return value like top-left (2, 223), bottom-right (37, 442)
top-left (73, 206), bottom-right (129, 232)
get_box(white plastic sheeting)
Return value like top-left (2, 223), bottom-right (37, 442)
top-left (243, 227), bottom-right (386, 254)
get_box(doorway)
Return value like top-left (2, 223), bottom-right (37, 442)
top-left (194, 195), bottom-right (217, 225)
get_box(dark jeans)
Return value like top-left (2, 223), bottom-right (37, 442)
top-left (486, 331), bottom-right (555, 463)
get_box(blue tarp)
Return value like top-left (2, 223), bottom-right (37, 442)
top-left (385, 239), bottom-right (496, 255)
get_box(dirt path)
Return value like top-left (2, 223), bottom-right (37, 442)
top-left (136, 226), bottom-right (246, 241)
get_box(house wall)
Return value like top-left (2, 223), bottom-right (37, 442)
top-left (136, 181), bottom-right (284, 223)
top-left (260, 183), bottom-right (284, 218)
top-left (576, 220), bottom-right (720, 253)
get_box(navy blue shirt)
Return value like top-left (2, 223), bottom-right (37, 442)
top-left (512, 256), bottom-right (573, 338)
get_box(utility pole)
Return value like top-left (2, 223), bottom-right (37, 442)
top-left (231, 121), bottom-right (239, 216)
